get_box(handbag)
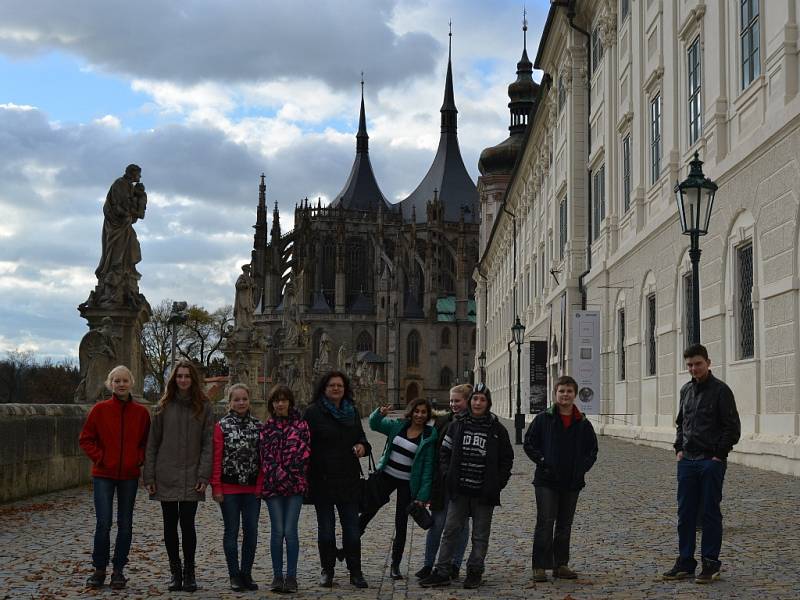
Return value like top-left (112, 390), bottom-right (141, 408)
top-left (406, 501), bottom-right (434, 530)
top-left (359, 451), bottom-right (389, 514)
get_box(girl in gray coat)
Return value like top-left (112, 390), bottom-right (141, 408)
top-left (144, 360), bottom-right (213, 593)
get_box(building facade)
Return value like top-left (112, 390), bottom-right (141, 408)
top-left (477, 0), bottom-right (800, 475)
top-left (235, 43), bottom-right (478, 408)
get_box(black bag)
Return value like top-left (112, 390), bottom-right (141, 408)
top-left (406, 501), bottom-right (434, 530)
top-left (359, 452), bottom-right (389, 514)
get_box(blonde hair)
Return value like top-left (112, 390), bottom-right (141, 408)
top-left (227, 383), bottom-right (251, 403)
top-left (105, 365), bottom-right (134, 390)
top-left (450, 383), bottom-right (472, 400)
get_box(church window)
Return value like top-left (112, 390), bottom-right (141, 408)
top-left (407, 330), bottom-right (420, 367)
top-left (439, 367), bottom-right (452, 387)
top-left (441, 328), bottom-right (451, 348)
top-left (356, 331), bottom-right (373, 353)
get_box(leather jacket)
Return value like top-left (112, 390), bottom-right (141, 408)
top-left (674, 372), bottom-right (741, 460)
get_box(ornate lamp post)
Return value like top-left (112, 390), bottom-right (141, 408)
top-left (168, 301), bottom-right (188, 377)
top-left (511, 316), bottom-right (525, 444)
top-left (478, 351), bottom-right (486, 384)
top-left (674, 152), bottom-right (717, 345)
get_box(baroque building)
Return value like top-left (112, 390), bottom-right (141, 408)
top-left (477, 0), bottom-right (800, 475)
top-left (234, 39), bottom-right (479, 408)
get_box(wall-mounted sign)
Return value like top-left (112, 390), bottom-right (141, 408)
top-left (570, 310), bottom-right (601, 415)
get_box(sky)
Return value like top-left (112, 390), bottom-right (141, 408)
top-left (0, 0), bottom-right (548, 360)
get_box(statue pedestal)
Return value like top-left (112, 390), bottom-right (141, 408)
top-left (75, 302), bottom-right (151, 403)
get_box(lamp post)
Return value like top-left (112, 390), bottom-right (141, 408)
top-left (478, 351), bottom-right (486, 384)
top-left (674, 152), bottom-right (717, 345)
top-left (511, 316), bottom-right (525, 445)
top-left (168, 301), bottom-right (188, 380)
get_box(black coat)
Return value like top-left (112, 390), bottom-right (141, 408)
top-left (303, 400), bottom-right (370, 504)
top-left (523, 405), bottom-right (598, 491)
top-left (674, 372), bottom-right (740, 460)
top-left (428, 412), bottom-right (455, 511)
top-left (440, 412), bottom-right (514, 506)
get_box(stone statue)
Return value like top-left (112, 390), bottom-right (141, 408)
top-left (337, 344), bottom-right (349, 371)
top-left (74, 317), bottom-right (120, 402)
top-left (234, 264), bottom-right (255, 331)
top-left (318, 332), bottom-right (332, 367)
top-left (93, 164), bottom-right (147, 308)
top-left (233, 351), bottom-right (250, 385)
top-left (281, 283), bottom-right (299, 346)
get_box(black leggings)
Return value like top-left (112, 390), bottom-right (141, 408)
top-left (358, 472), bottom-right (412, 564)
top-left (160, 501), bottom-right (198, 564)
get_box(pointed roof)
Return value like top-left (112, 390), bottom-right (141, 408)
top-left (398, 27), bottom-right (477, 224)
top-left (330, 78), bottom-right (391, 212)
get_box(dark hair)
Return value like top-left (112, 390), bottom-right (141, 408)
top-left (683, 344), bottom-right (709, 361)
top-left (313, 370), bottom-right (353, 403)
top-left (159, 359), bottom-right (209, 418)
top-left (404, 397), bottom-right (433, 420)
top-left (554, 375), bottom-right (578, 394)
top-left (267, 384), bottom-right (294, 416)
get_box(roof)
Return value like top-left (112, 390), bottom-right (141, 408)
top-left (436, 295), bottom-right (477, 322)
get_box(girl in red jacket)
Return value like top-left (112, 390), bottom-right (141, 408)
top-left (79, 365), bottom-right (151, 591)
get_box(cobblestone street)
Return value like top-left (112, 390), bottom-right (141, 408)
top-left (2, 419), bottom-right (799, 599)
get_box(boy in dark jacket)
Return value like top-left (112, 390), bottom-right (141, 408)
top-left (523, 375), bottom-right (598, 582)
top-left (420, 383), bottom-right (514, 590)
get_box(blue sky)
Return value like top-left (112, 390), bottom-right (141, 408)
top-left (0, 0), bottom-right (548, 359)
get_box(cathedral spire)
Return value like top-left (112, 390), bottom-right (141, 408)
top-left (440, 21), bottom-right (458, 134)
top-left (356, 73), bottom-right (369, 154)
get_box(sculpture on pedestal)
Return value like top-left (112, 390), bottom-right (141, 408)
top-left (74, 317), bottom-right (120, 402)
top-left (234, 264), bottom-right (255, 332)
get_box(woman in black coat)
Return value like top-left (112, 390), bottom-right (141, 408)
top-left (303, 370), bottom-right (371, 589)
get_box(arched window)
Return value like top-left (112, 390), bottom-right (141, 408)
top-left (407, 330), bottom-right (420, 367)
top-left (356, 331), bottom-right (373, 353)
top-left (440, 327), bottom-right (451, 348)
top-left (439, 367), bottom-right (452, 387)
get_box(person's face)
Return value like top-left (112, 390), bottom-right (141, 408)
top-left (175, 367), bottom-right (193, 392)
top-left (325, 376), bottom-right (345, 402)
top-left (411, 404), bottom-right (429, 426)
top-left (110, 370), bottom-right (131, 398)
top-left (470, 393), bottom-right (488, 416)
top-left (230, 389), bottom-right (250, 415)
top-left (686, 355), bottom-right (711, 381)
top-left (555, 384), bottom-right (576, 411)
top-left (450, 392), bottom-right (467, 414)
top-left (273, 396), bottom-right (290, 417)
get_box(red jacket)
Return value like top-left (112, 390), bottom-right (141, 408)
top-left (79, 395), bottom-right (151, 480)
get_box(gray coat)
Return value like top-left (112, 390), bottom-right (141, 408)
top-left (144, 395), bottom-right (214, 501)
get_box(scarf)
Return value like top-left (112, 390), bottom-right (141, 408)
top-left (320, 395), bottom-right (355, 424)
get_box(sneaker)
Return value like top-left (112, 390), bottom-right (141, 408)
top-left (270, 575), bottom-right (284, 592)
top-left (284, 575), bottom-right (298, 593)
top-left (462, 569), bottom-right (482, 589)
top-left (414, 566), bottom-right (432, 579)
top-left (662, 559), bottom-right (696, 581)
top-left (532, 568), bottom-right (548, 582)
top-left (420, 569), bottom-right (451, 588)
top-left (85, 569), bottom-right (106, 588)
top-left (695, 559), bottom-right (721, 584)
top-left (109, 570), bottom-right (126, 590)
top-left (553, 565), bottom-right (578, 579)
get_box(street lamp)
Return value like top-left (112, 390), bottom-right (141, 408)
top-left (168, 301), bottom-right (188, 378)
top-left (511, 316), bottom-right (525, 445)
top-left (478, 351), bottom-right (486, 384)
top-left (674, 152), bottom-right (717, 345)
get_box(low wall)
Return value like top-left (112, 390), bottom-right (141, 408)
top-left (0, 404), bottom-right (94, 504)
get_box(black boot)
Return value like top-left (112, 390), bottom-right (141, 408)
top-left (390, 563), bottom-right (403, 580)
top-left (319, 569), bottom-right (334, 587)
top-left (183, 562), bottom-right (197, 593)
top-left (167, 560), bottom-right (182, 592)
top-left (462, 568), bottom-right (483, 589)
top-left (85, 568), bottom-right (106, 588)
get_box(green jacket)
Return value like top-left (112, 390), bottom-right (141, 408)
top-left (369, 409), bottom-right (438, 502)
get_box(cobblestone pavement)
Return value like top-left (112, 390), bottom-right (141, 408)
top-left (2, 419), bottom-right (799, 599)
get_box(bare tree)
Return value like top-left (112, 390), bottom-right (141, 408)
top-left (0, 351), bottom-right (79, 404)
top-left (180, 305), bottom-right (233, 370)
top-left (0, 350), bottom-right (34, 403)
top-left (141, 299), bottom-right (173, 399)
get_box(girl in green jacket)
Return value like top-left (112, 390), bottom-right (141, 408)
top-left (358, 397), bottom-right (437, 580)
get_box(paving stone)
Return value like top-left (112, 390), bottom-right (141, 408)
top-left (1, 419), bottom-right (799, 599)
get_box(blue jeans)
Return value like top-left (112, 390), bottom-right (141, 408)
top-left (532, 486), bottom-right (580, 569)
top-left (91, 477), bottom-right (139, 571)
top-left (423, 503), bottom-right (470, 569)
top-left (266, 495), bottom-right (303, 577)
top-left (677, 457), bottom-right (726, 568)
top-left (219, 493), bottom-right (261, 577)
top-left (314, 501), bottom-right (361, 573)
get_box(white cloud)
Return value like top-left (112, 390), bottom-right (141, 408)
top-left (94, 114), bottom-right (121, 128)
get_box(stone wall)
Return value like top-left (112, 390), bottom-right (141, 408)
top-left (0, 404), bottom-right (93, 504)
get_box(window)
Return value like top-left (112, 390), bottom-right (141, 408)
top-left (650, 95), bottom-right (662, 184)
top-left (439, 367), bottom-right (452, 387)
top-left (688, 37), bottom-right (702, 146)
top-left (592, 165), bottom-right (605, 240)
top-left (622, 134), bottom-right (632, 213)
top-left (559, 197), bottom-right (568, 259)
top-left (618, 308), bottom-right (626, 381)
top-left (441, 327), bottom-right (451, 348)
top-left (683, 273), bottom-right (696, 350)
top-left (356, 330), bottom-right (372, 352)
top-left (621, 0), bottom-right (629, 21)
top-left (646, 293), bottom-right (657, 376)
top-left (740, 0), bottom-right (760, 89)
top-left (737, 243), bottom-right (754, 359)
top-left (591, 26), bottom-right (604, 73)
top-left (407, 330), bottom-right (420, 367)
